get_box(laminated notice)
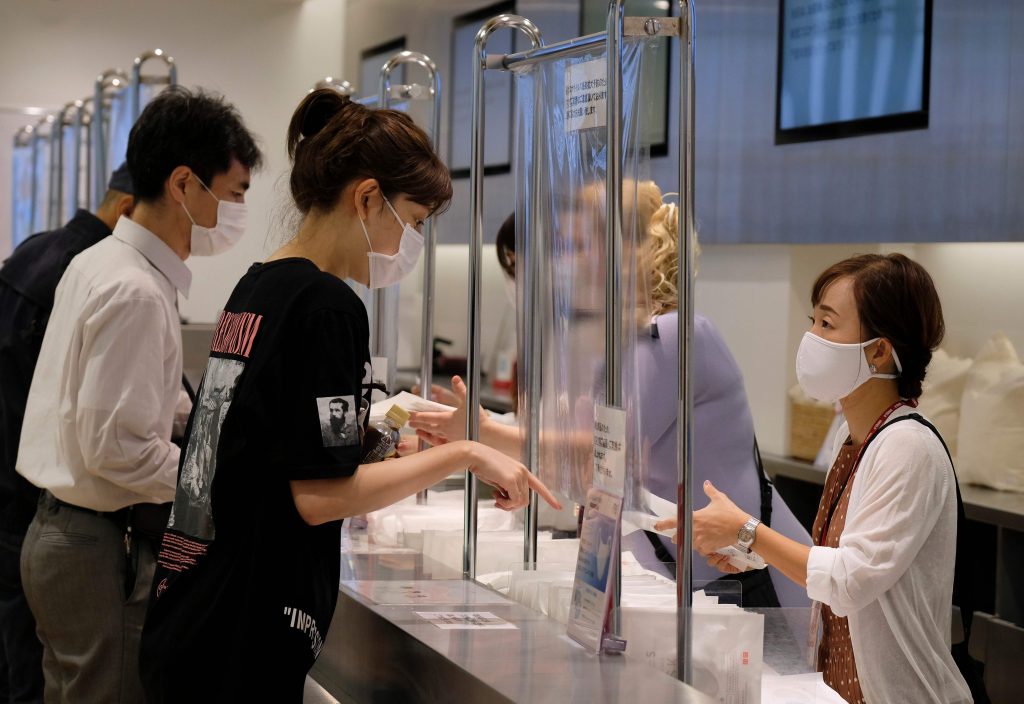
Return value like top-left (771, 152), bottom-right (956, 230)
top-left (564, 58), bottom-right (607, 132)
top-left (567, 486), bottom-right (622, 652)
top-left (593, 404), bottom-right (626, 496)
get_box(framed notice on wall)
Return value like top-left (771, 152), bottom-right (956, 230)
top-left (581, 0), bottom-right (670, 157)
top-left (776, 0), bottom-right (932, 144)
top-left (449, 1), bottom-right (516, 178)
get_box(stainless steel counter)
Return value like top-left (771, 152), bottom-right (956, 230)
top-left (308, 551), bottom-right (713, 704)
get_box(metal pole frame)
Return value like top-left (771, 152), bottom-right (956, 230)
top-left (53, 101), bottom-right (85, 226)
top-left (31, 116), bottom-right (55, 234)
top-left (91, 69), bottom-right (129, 211)
top-left (674, 0), bottom-right (697, 686)
top-left (68, 98), bottom-right (93, 220)
top-left (377, 51), bottom-right (443, 506)
top-left (465, 14), bottom-right (543, 579)
top-left (12, 125), bottom-right (35, 241)
top-left (313, 77), bottom-right (356, 96)
top-left (131, 49), bottom-right (177, 124)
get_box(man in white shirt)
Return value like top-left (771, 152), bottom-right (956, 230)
top-left (17, 87), bottom-right (262, 703)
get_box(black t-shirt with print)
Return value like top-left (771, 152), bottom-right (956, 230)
top-left (140, 258), bottom-right (371, 703)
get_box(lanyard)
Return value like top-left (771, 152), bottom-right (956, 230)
top-left (819, 398), bottom-right (917, 544)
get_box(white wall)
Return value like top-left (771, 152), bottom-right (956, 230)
top-left (0, 0), bottom-right (346, 323)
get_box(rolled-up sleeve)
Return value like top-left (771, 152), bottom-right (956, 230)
top-left (75, 295), bottom-right (179, 502)
top-left (805, 428), bottom-right (951, 616)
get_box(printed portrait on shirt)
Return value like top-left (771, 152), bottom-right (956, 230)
top-left (169, 356), bottom-right (245, 540)
top-left (316, 395), bottom-right (358, 447)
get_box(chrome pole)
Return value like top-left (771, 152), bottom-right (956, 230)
top-left (49, 108), bottom-right (67, 229)
top-left (523, 39), bottom-right (547, 568)
top-left (466, 14), bottom-right (543, 579)
top-left (379, 51), bottom-right (442, 505)
top-left (606, 0), bottom-right (627, 639)
top-left (66, 100), bottom-right (87, 220)
top-left (676, 0), bottom-right (697, 686)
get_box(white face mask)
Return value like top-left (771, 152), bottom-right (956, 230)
top-left (359, 197), bottom-right (424, 289)
top-left (795, 331), bottom-right (903, 403)
top-left (181, 175), bottom-right (247, 257)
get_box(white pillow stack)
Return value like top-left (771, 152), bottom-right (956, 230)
top-left (917, 348), bottom-right (974, 458)
top-left (956, 333), bottom-right (1024, 492)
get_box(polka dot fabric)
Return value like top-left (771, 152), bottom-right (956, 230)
top-left (811, 439), bottom-right (866, 704)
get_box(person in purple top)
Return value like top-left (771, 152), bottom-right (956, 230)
top-left (613, 183), bottom-right (809, 607)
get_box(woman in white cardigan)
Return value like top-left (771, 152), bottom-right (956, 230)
top-left (688, 253), bottom-right (972, 703)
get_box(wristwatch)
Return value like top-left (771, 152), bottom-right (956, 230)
top-left (736, 516), bottom-right (761, 553)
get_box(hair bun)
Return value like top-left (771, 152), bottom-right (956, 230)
top-left (300, 89), bottom-right (350, 139)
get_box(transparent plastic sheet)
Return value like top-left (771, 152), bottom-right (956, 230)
top-left (11, 144), bottom-right (34, 247)
top-left (31, 135), bottom-right (50, 235)
top-left (512, 38), bottom-right (653, 512)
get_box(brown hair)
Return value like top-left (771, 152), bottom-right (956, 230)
top-left (286, 89), bottom-right (452, 216)
top-left (811, 253), bottom-right (945, 399)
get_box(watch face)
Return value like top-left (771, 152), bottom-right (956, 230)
top-left (738, 527), bottom-right (754, 543)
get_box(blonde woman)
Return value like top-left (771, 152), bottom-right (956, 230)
top-left (634, 183), bottom-right (811, 607)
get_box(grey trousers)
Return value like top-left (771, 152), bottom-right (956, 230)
top-left (20, 494), bottom-right (155, 704)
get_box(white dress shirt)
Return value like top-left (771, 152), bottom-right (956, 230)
top-left (17, 217), bottom-right (191, 511)
top-left (806, 405), bottom-right (972, 703)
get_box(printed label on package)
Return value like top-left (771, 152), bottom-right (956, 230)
top-left (564, 58), bottom-right (607, 132)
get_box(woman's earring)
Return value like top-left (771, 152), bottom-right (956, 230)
top-left (869, 364), bottom-right (878, 373)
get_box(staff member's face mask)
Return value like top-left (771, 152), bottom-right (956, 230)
top-left (359, 196), bottom-right (424, 289)
top-left (181, 175), bottom-right (247, 257)
top-left (795, 332), bottom-right (902, 403)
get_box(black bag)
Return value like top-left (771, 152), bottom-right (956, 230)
top-left (645, 437), bottom-right (782, 608)
top-left (862, 414), bottom-right (990, 703)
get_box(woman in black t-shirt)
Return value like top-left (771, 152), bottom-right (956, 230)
top-left (140, 89), bottom-right (561, 703)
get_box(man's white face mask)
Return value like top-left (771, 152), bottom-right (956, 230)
top-left (181, 175), bottom-right (247, 257)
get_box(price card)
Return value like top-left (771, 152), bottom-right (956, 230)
top-left (593, 404), bottom-right (626, 496)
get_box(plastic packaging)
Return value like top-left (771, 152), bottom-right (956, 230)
top-left (361, 404), bottom-right (410, 463)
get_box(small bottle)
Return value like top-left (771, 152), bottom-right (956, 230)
top-left (361, 405), bottom-right (411, 463)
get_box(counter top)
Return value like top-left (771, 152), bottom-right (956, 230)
top-left (763, 452), bottom-right (1024, 532)
top-left (310, 549), bottom-right (713, 703)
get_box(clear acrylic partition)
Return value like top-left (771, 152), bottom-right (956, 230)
top-left (11, 142), bottom-right (34, 248)
top-left (511, 37), bottom-right (649, 510)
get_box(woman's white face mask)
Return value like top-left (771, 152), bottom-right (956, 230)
top-left (359, 197), bottom-right (424, 289)
top-left (795, 332), bottom-right (902, 403)
top-left (181, 175), bottom-right (247, 257)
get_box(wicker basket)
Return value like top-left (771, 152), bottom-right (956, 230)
top-left (789, 397), bottom-right (836, 461)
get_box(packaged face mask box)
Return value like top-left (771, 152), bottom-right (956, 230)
top-left (621, 601), bottom-right (764, 704)
top-left (692, 606), bottom-right (764, 704)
